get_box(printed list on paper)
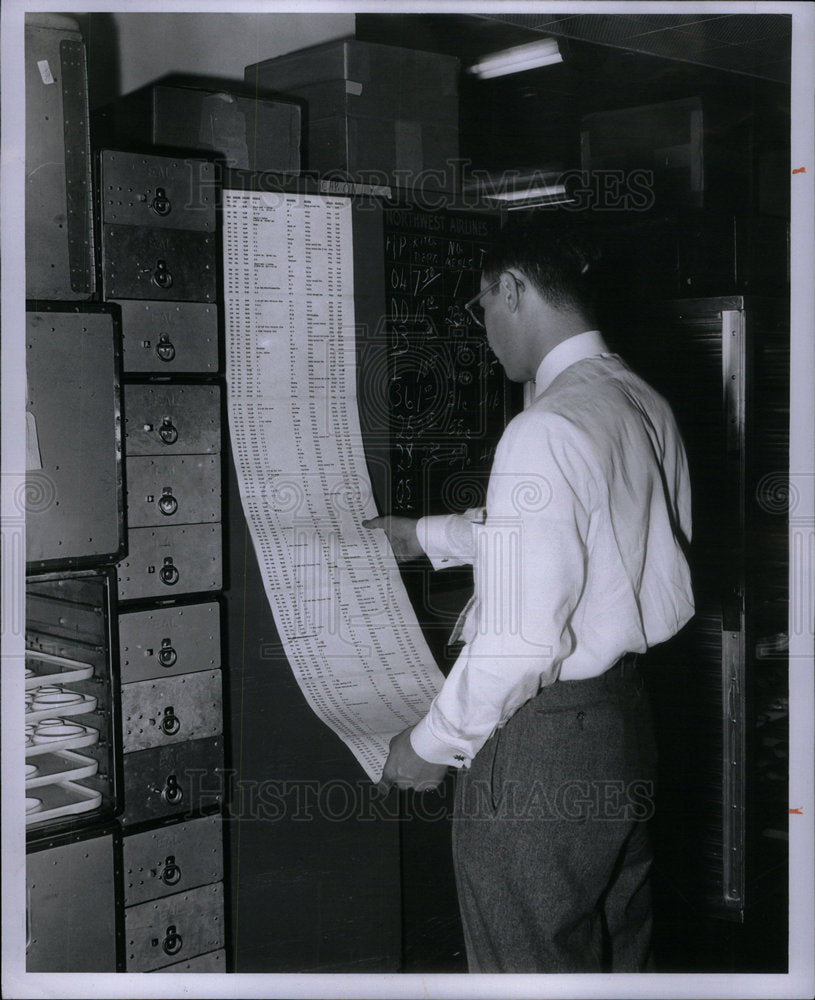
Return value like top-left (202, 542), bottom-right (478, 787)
top-left (223, 190), bottom-right (445, 781)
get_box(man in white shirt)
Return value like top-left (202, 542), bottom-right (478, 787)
top-left (365, 219), bottom-right (693, 972)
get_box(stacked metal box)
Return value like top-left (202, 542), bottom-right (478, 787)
top-left (24, 21), bottom-right (230, 961)
top-left (100, 148), bottom-right (227, 971)
top-left (24, 14), bottom-right (122, 972)
top-left (245, 38), bottom-right (460, 192)
top-left (25, 14), bottom-right (96, 301)
top-left (93, 82), bottom-right (302, 175)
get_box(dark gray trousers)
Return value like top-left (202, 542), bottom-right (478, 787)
top-left (452, 659), bottom-right (657, 973)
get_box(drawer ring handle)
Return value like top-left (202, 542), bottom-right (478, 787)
top-left (151, 187), bottom-right (172, 217)
top-left (156, 334), bottom-right (176, 362)
top-left (158, 417), bottom-right (178, 445)
top-left (161, 773), bottom-right (183, 804)
top-left (152, 259), bottom-right (173, 289)
top-left (161, 856), bottom-right (182, 886)
top-left (160, 558), bottom-right (179, 586)
top-left (159, 490), bottom-right (178, 517)
top-left (161, 706), bottom-right (181, 736)
top-left (162, 924), bottom-right (183, 956)
top-left (158, 640), bottom-right (177, 668)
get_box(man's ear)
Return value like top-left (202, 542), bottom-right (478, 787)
top-left (500, 270), bottom-right (525, 313)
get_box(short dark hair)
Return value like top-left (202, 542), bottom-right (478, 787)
top-left (483, 215), bottom-right (601, 315)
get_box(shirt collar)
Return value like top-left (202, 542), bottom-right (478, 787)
top-left (533, 330), bottom-right (610, 397)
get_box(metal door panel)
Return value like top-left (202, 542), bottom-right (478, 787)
top-left (102, 224), bottom-right (216, 301)
top-left (100, 150), bottom-right (215, 231)
top-left (26, 832), bottom-right (116, 971)
top-left (123, 814), bottom-right (223, 906)
top-left (115, 300), bottom-right (219, 374)
top-left (125, 455), bottom-right (221, 527)
top-left (117, 524), bottom-right (222, 602)
top-left (120, 736), bottom-right (223, 825)
top-left (25, 17), bottom-right (96, 299)
top-left (26, 594), bottom-right (106, 645)
top-left (124, 384), bottom-right (220, 456)
top-left (118, 602), bottom-right (221, 683)
top-left (121, 669), bottom-right (223, 752)
top-left (161, 948), bottom-right (226, 972)
top-left (125, 881), bottom-right (224, 971)
top-left (26, 309), bottom-right (124, 570)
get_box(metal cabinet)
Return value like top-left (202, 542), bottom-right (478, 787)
top-left (25, 571), bottom-right (119, 831)
top-left (123, 814), bottom-right (223, 906)
top-left (118, 601), bottom-right (221, 682)
top-left (118, 380), bottom-right (223, 602)
top-left (102, 227), bottom-right (217, 301)
top-left (101, 145), bottom-right (228, 970)
top-left (99, 150), bottom-right (217, 302)
top-left (161, 949), bottom-right (227, 972)
top-left (621, 296), bottom-right (789, 929)
top-left (120, 736), bottom-right (224, 826)
top-left (123, 384), bottom-right (221, 456)
top-left (115, 300), bottom-right (220, 374)
top-left (26, 829), bottom-right (119, 971)
top-left (25, 14), bottom-right (96, 300)
top-left (99, 150), bottom-right (216, 231)
top-left (121, 669), bottom-right (223, 752)
top-left (124, 882), bottom-right (225, 971)
top-left (125, 455), bottom-right (221, 527)
top-left (25, 306), bottom-right (124, 571)
top-left (117, 524), bottom-right (223, 601)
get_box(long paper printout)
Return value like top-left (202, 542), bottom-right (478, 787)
top-left (223, 190), bottom-right (445, 780)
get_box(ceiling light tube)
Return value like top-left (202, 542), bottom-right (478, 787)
top-left (473, 52), bottom-right (563, 79)
top-left (471, 37), bottom-right (560, 70)
top-left (468, 38), bottom-right (562, 79)
top-left (488, 184), bottom-right (568, 202)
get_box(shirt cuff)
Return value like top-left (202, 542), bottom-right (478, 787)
top-left (416, 510), bottom-right (482, 570)
top-left (410, 716), bottom-right (472, 768)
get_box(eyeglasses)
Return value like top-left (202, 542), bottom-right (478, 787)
top-left (464, 278), bottom-right (501, 328)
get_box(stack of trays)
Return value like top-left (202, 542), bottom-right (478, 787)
top-left (25, 652), bottom-right (102, 825)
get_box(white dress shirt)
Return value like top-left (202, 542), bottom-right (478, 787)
top-left (411, 331), bottom-right (694, 767)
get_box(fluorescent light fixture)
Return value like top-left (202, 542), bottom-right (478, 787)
top-left (464, 170), bottom-right (574, 209)
top-left (468, 38), bottom-right (563, 80)
top-left (488, 184), bottom-right (568, 203)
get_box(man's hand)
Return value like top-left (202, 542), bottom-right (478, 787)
top-left (377, 727), bottom-right (449, 793)
top-left (363, 515), bottom-right (424, 564)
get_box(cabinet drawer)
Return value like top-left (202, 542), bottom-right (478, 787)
top-left (123, 814), bottom-right (223, 905)
top-left (27, 831), bottom-right (117, 972)
top-left (161, 948), bottom-right (226, 972)
top-left (126, 455), bottom-right (221, 528)
top-left (120, 736), bottom-right (223, 826)
top-left (117, 524), bottom-right (222, 602)
top-left (100, 150), bottom-right (216, 231)
top-left (25, 308), bottom-right (123, 570)
top-left (119, 602), bottom-right (221, 682)
top-left (124, 383), bottom-right (220, 456)
top-left (121, 668), bottom-right (223, 752)
top-left (125, 881), bottom-right (224, 971)
top-left (116, 300), bottom-right (219, 374)
top-left (102, 224), bottom-right (216, 301)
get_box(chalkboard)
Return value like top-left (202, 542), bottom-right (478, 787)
top-left (367, 205), bottom-right (522, 669)
top-left (381, 206), bottom-right (520, 520)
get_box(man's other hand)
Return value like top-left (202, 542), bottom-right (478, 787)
top-left (376, 727), bottom-right (449, 793)
top-left (362, 515), bottom-right (424, 563)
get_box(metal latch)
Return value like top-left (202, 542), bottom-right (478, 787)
top-left (150, 187), bottom-right (171, 217)
top-left (156, 333), bottom-right (176, 362)
top-left (160, 557), bottom-right (179, 586)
